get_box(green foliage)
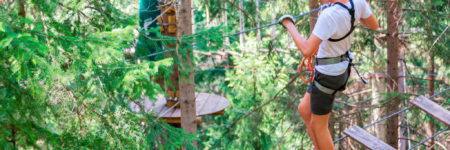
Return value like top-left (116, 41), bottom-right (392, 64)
top-left (194, 0), bottom-right (449, 149)
top-left (0, 0), bottom-right (200, 149)
top-left (1, 0), bottom-right (448, 149)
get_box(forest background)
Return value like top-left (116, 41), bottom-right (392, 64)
top-left (0, 0), bottom-right (448, 149)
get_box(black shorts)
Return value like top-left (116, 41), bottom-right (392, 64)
top-left (306, 67), bottom-right (350, 115)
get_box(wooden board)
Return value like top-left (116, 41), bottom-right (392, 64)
top-left (131, 93), bottom-right (229, 118)
top-left (344, 126), bottom-right (395, 150)
top-left (410, 95), bottom-right (450, 126)
top-left (164, 117), bottom-right (202, 124)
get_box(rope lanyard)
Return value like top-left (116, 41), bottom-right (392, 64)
top-left (299, 48), bottom-right (319, 82)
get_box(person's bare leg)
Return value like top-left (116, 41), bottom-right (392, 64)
top-left (311, 113), bottom-right (335, 150)
top-left (298, 93), bottom-right (319, 149)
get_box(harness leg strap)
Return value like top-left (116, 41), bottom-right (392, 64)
top-left (314, 81), bottom-right (343, 97)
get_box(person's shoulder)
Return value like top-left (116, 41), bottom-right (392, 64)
top-left (320, 7), bottom-right (337, 18)
top-left (320, 6), bottom-right (345, 20)
top-left (322, 5), bottom-right (339, 14)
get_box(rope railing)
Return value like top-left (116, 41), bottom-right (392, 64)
top-left (408, 127), bottom-right (449, 150)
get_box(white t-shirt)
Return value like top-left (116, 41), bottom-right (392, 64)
top-left (312, 0), bottom-right (372, 76)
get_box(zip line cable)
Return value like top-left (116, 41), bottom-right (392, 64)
top-left (333, 87), bottom-right (450, 144)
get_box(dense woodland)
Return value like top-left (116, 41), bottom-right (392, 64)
top-left (0, 0), bottom-right (448, 149)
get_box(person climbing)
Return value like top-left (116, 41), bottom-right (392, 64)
top-left (278, 0), bottom-right (379, 149)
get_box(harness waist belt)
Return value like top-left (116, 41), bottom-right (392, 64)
top-left (316, 51), bottom-right (350, 65)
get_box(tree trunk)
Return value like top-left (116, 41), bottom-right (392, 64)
top-left (271, 9), bottom-right (276, 40)
top-left (239, 0), bottom-right (245, 50)
top-left (222, 1), bottom-right (230, 46)
top-left (426, 52), bottom-right (435, 150)
top-left (221, 1), bottom-right (229, 61)
top-left (386, 0), bottom-right (400, 148)
top-left (309, 0), bottom-right (319, 32)
top-left (424, 1), bottom-right (436, 147)
top-left (256, 0), bottom-right (261, 45)
top-left (177, 0), bottom-right (197, 147)
top-left (19, 0), bottom-right (25, 18)
top-left (369, 46), bottom-right (386, 141)
top-left (205, 1), bottom-right (210, 27)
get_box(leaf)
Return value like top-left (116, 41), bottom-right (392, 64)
top-left (0, 22), bottom-right (6, 32)
top-left (0, 38), bottom-right (13, 49)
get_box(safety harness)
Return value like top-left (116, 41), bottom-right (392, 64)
top-left (311, 0), bottom-right (368, 96)
top-left (328, 0), bottom-right (356, 42)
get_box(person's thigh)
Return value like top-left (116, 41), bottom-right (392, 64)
top-left (310, 69), bottom-right (350, 115)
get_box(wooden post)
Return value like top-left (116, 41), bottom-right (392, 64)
top-left (386, 0), bottom-right (400, 148)
top-left (177, 0), bottom-right (197, 147)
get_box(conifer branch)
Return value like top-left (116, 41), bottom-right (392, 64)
top-left (226, 75), bottom-right (301, 132)
top-left (224, 0), bottom-right (256, 27)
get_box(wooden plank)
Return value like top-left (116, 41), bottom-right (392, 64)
top-left (167, 105), bottom-right (180, 118)
top-left (210, 94), bottom-right (223, 113)
top-left (163, 117), bottom-right (202, 124)
top-left (214, 94), bottom-right (229, 112)
top-left (410, 95), bottom-right (450, 126)
top-left (344, 126), bottom-right (396, 150)
top-left (195, 93), bottom-right (209, 114)
top-left (209, 110), bottom-right (225, 116)
top-left (199, 94), bottom-right (219, 115)
top-left (144, 93), bottom-right (229, 117)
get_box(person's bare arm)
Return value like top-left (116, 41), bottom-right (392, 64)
top-left (360, 14), bottom-right (379, 30)
top-left (281, 19), bottom-right (322, 57)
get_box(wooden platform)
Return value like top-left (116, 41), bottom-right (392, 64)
top-left (410, 95), bottom-right (450, 126)
top-left (130, 93), bottom-right (229, 119)
top-left (344, 126), bottom-right (395, 150)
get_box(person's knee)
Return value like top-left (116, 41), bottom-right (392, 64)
top-left (310, 115), bottom-right (329, 130)
top-left (298, 103), bottom-right (310, 120)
